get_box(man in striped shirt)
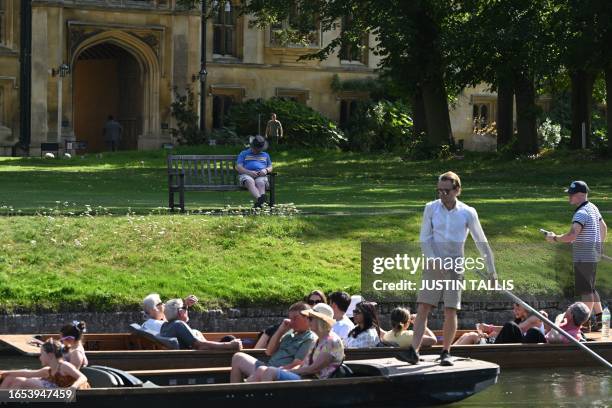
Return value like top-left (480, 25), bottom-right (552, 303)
top-left (546, 181), bottom-right (608, 331)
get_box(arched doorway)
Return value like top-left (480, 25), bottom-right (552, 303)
top-left (73, 42), bottom-right (143, 152)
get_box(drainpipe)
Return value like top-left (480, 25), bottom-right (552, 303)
top-left (19, 0), bottom-right (32, 152)
top-left (200, 0), bottom-right (207, 133)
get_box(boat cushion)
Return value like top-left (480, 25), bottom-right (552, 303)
top-left (81, 367), bottom-right (121, 388)
top-left (329, 363), bottom-right (354, 379)
top-left (128, 323), bottom-right (180, 350)
top-left (89, 365), bottom-right (143, 387)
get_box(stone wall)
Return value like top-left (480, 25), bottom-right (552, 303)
top-left (0, 301), bottom-right (568, 334)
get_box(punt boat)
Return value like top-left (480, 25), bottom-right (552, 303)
top-left (2, 357), bottom-right (499, 408)
top-left (1, 330), bottom-right (608, 370)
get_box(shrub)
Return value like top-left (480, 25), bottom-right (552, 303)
top-left (170, 86), bottom-right (205, 145)
top-left (227, 98), bottom-right (346, 148)
top-left (537, 118), bottom-right (562, 149)
top-left (345, 100), bottom-right (413, 152)
top-left (210, 127), bottom-right (244, 146)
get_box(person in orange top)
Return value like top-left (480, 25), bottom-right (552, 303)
top-left (0, 339), bottom-right (89, 391)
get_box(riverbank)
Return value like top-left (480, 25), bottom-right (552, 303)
top-left (0, 148), bottom-right (610, 312)
top-left (0, 300), bottom-right (570, 334)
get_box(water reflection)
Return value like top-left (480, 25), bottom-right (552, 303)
top-left (449, 368), bottom-right (611, 407)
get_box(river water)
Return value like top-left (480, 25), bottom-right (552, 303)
top-left (0, 356), bottom-right (610, 407)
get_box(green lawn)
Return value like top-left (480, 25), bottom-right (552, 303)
top-left (0, 147), bottom-right (610, 312)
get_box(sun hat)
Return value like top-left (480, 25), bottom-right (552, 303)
top-left (249, 135), bottom-right (269, 151)
top-left (565, 181), bottom-right (589, 194)
top-left (301, 303), bottom-right (336, 326)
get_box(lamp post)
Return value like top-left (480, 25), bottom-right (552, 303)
top-left (200, 0), bottom-right (207, 133)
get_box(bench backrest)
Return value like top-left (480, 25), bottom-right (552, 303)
top-left (168, 155), bottom-right (239, 187)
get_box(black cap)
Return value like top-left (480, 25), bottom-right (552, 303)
top-left (565, 181), bottom-right (589, 194)
top-left (250, 135), bottom-right (267, 150)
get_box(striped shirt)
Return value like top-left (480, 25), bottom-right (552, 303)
top-left (572, 201), bottom-right (603, 262)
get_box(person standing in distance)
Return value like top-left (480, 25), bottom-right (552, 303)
top-left (102, 115), bottom-right (122, 152)
top-left (545, 181), bottom-right (607, 331)
top-left (265, 113), bottom-right (283, 144)
top-left (398, 171), bottom-right (496, 366)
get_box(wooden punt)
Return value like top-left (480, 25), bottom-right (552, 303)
top-left (0, 330), bottom-right (609, 370)
top-left (12, 357), bottom-right (499, 408)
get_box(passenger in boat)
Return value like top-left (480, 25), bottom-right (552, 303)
top-left (141, 293), bottom-right (198, 334)
top-left (160, 299), bottom-right (242, 350)
top-left (328, 291), bottom-right (355, 344)
top-left (383, 307), bottom-right (437, 348)
top-left (0, 339), bottom-right (89, 390)
top-left (59, 321), bottom-right (88, 370)
top-left (230, 302), bottom-right (316, 383)
top-left (345, 301), bottom-right (382, 348)
top-left (545, 302), bottom-right (590, 344)
top-left (305, 290), bottom-right (327, 306)
top-left (454, 303), bottom-right (547, 345)
top-left (255, 290), bottom-right (328, 349)
top-left (251, 303), bottom-right (344, 382)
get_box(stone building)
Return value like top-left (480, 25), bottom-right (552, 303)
top-left (0, 0), bottom-right (380, 155)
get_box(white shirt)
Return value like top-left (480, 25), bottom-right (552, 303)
top-left (345, 327), bottom-right (380, 348)
top-left (420, 199), bottom-right (496, 276)
top-left (332, 315), bottom-right (355, 344)
top-left (142, 318), bottom-right (164, 334)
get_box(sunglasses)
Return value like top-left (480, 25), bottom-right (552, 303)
top-left (60, 336), bottom-right (75, 342)
top-left (307, 299), bottom-right (323, 306)
top-left (179, 306), bottom-right (189, 311)
top-left (156, 302), bottom-right (164, 307)
top-left (436, 188), bottom-right (455, 196)
top-left (353, 309), bottom-right (362, 315)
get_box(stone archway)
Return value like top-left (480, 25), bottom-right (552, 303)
top-left (70, 31), bottom-right (160, 151)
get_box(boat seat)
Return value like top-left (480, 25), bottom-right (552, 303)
top-left (89, 365), bottom-right (143, 387)
top-left (329, 363), bottom-right (354, 379)
top-left (128, 323), bottom-right (180, 350)
top-left (81, 367), bottom-right (121, 388)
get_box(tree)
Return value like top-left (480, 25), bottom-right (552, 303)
top-left (450, 0), bottom-right (557, 154)
top-left (180, 0), bottom-right (456, 147)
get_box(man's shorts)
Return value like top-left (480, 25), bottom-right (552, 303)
top-left (574, 262), bottom-right (598, 296)
top-left (416, 268), bottom-right (463, 310)
top-left (239, 174), bottom-right (269, 188)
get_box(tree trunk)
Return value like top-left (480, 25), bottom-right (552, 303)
top-left (605, 66), bottom-right (612, 155)
top-left (569, 69), bottom-right (595, 149)
top-left (514, 73), bottom-right (538, 154)
top-left (411, 85), bottom-right (428, 139)
top-left (496, 76), bottom-right (514, 150)
top-left (421, 71), bottom-right (453, 146)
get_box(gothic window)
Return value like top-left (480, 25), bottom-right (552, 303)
top-left (213, 1), bottom-right (237, 57)
top-left (339, 15), bottom-right (368, 65)
top-left (270, 6), bottom-right (320, 48)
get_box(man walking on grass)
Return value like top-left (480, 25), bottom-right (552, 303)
top-left (545, 181), bottom-right (607, 331)
top-left (398, 171), bottom-right (496, 366)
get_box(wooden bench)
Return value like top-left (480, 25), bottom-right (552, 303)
top-left (167, 155), bottom-right (276, 212)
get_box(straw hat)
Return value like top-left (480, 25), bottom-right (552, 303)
top-left (301, 303), bottom-right (336, 327)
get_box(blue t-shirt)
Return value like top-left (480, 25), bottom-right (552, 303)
top-left (236, 149), bottom-right (272, 172)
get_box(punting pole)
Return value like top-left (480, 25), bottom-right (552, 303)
top-left (474, 269), bottom-right (612, 370)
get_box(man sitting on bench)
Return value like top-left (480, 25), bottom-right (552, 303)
top-left (236, 135), bottom-right (272, 208)
top-left (160, 299), bottom-right (242, 351)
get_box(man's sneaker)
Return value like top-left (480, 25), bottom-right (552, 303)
top-left (438, 350), bottom-right (454, 366)
top-left (396, 346), bottom-right (420, 365)
top-left (254, 194), bottom-right (266, 208)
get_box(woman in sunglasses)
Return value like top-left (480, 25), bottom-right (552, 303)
top-left (344, 301), bottom-right (382, 348)
top-left (59, 321), bottom-right (88, 370)
top-left (305, 290), bottom-right (327, 306)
